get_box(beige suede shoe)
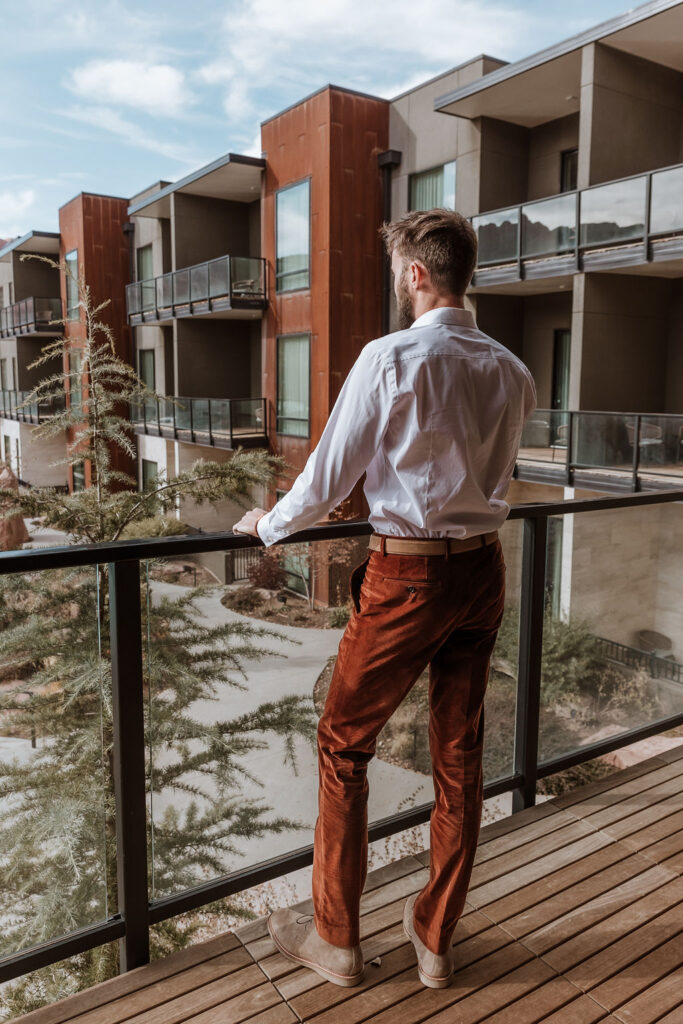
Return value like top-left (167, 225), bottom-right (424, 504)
top-left (267, 909), bottom-right (365, 987)
top-left (403, 893), bottom-right (454, 988)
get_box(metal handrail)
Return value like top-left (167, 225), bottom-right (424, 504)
top-left (131, 395), bottom-right (267, 449)
top-left (2, 487), bottom-right (683, 982)
top-left (125, 255), bottom-right (267, 319)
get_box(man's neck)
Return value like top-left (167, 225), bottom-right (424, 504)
top-left (413, 293), bottom-right (465, 320)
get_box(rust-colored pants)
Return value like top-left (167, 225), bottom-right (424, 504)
top-left (313, 535), bottom-right (506, 955)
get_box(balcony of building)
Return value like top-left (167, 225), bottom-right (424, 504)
top-left (0, 297), bottom-right (62, 339)
top-left (0, 388), bottom-right (65, 424)
top-left (126, 256), bottom-right (267, 325)
top-left (1, 489), bottom-right (683, 1023)
top-left (131, 395), bottom-right (268, 450)
top-left (470, 164), bottom-right (683, 290)
top-left (517, 409), bottom-right (683, 493)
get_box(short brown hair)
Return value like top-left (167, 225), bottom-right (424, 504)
top-left (380, 208), bottom-right (478, 297)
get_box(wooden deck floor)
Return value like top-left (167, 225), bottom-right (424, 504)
top-left (15, 743), bottom-right (683, 1024)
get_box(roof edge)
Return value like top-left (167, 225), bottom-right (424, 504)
top-left (391, 54), bottom-right (507, 102)
top-left (261, 82), bottom-right (388, 128)
top-left (0, 230), bottom-right (61, 260)
top-left (127, 152), bottom-right (265, 216)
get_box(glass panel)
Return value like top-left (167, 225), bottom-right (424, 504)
top-left (519, 410), bottom-right (570, 465)
top-left (572, 412), bottom-right (636, 472)
top-left (157, 274), bottom-right (173, 309)
top-left (443, 160), bottom-right (456, 211)
top-left (137, 243), bottom-right (154, 282)
top-left (173, 268), bottom-right (190, 306)
top-left (560, 148), bottom-right (578, 193)
top-left (209, 399), bottom-right (231, 438)
top-left (192, 399), bottom-right (209, 433)
top-left (580, 176), bottom-right (646, 247)
top-left (521, 193), bottom-right (576, 258)
top-left (231, 399), bottom-right (264, 435)
top-left (69, 350), bottom-right (83, 417)
top-left (141, 280), bottom-right (156, 312)
top-left (0, 565), bottom-right (111, 959)
top-left (158, 398), bottom-right (175, 430)
top-left (65, 249), bottom-right (79, 320)
top-left (472, 207), bottom-right (519, 265)
top-left (231, 257), bottom-right (265, 299)
top-left (538, 504), bottom-right (683, 763)
top-left (638, 415), bottom-right (683, 480)
top-left (174, 397), bottom-right (191, 431)
top-left (650, 166), bottom-right (683, 235)
top-left (208, 257), bottom-right (230, 299)
top-left (126, 283), bottom-right (141, 315)
top-left (190, 263), bottom-right (208, 302)
top-left (277, 334), bottom-right (309, 436)
top-left (276, 180), bottom-right (310, 292)
top-left (410, 161), bottom-right (456, 212)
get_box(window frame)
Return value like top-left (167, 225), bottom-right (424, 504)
top-left (72, 460), bottom-right (86, 492)
top-left (65, 249), bottom-right (80, 321)
top-left (276, 332), bottom-right (311, 439)
top-left (560, 148), bottom-right (578, 194)
top-left (136, 243), bottom-right (154, 283)
top-left (408, 160), bottom-right (457, 212)
top-left (275, 177), bottom-right (312, 294)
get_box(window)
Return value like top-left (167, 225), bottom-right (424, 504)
top-left (141, 458), bottom-right (158, 491)
top-left (560, 148), bottom-right (578, 193)
top-left (137, 244), bottom-right (154, 282)
top-left (277, 334), bottom-right (310, 436)
top-left (276, 179), bottom-right (310, 292)
top-left (409, 161), bottom-right (456, 211)
top-left (0, 286), bottom-right (4, 308)
top-left (65, 249), bottom-right (79, 320)
top-left (0, 360), bottom-right (7, 392)
top-left (3, 434), bottom-right (10, 466)
top-left (139, 349), bottom-right (155, 390)
top-left (72, 461), bottom-right (85, 492)
top-left (11, 357), bottom-right (17, 390)
top-left (69, 349), bottom-right (83, 416)
top-left (14, 438), bottom-right (20, 479)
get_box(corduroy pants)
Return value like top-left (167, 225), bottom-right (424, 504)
top-left (312, 534), bottom-right (506, 955)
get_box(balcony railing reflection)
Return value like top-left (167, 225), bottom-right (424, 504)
top-left (0, 389), bottom-right (66, 423)
top-left (125, 255), bottom-right (267, 324)
top-left (471, 163), bottom-right (683, 278)
top-left (131, 395), bottom-right (267, 450)
top-left (0, 297), bottom-right (62, 338)
top-left (518, 408), bottom-right (683, 490)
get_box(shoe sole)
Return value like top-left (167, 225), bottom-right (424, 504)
top-left (402, 918), bottom-right (453, 989)
top-left (267, 916), bottom-right (365, 988)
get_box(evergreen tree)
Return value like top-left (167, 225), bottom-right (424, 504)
top-left (0, 255), bottom-right (316, 1018)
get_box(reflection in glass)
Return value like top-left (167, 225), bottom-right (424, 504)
top-left (650, 166), bottom-right (683, 235)
top-left (572, 412), bottom-right (635, 470)
top-left (276, 180), bottom-right (310, 292)
top-left (472, 207), bottom-right (519, 265)
top-left (208, 258), bottom-right (230, 298)
top-left (522, 193), bottom-right (576, 257)
top-left (580, 176), bottom-right (646, 247)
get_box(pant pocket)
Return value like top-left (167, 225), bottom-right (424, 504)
top-left (349, 556), bottom-right (371, 615)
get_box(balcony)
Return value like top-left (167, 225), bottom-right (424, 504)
top-left (517, 409), bottom-right (683, 493)
top-left (0, 388), bottom-right (65, 424)
top-left (0, 297), bottom-right (62, 338)
top-left (132, 395), bottom-right (268, 450)
top-left (1, 490), bottom-right (683, 1022)
top-left (126, 256), bottom-right (267, 325)
top-left (471, 163), bottom-right (683, 287)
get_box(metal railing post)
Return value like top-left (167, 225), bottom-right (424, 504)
top-left (190, 398), bottom-right (195, 443)
top-left (108, 559), bottom-right (150, 971)
top-left (228, 399), bottom-right (233, 448)
top-left (208, 399), bottom-right (213, 446)
top-left (632, 414), bottom-right (641, 492)
top-left (643, 172), bottom-right (652, 263)
top-left (512, 515), bottom-right (548, 812)
top-left (566, 412), bottom-right (574, 487)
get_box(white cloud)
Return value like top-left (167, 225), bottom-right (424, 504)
top-left (66, 60), bottom-right (192, 118)
top-left (60, 105), bottom-right (203, 167)
top-left (0, 189), bottom-right (37, 239)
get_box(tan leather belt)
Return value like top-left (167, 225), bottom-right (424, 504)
top-left (368, 531), bottom-right (498, 556)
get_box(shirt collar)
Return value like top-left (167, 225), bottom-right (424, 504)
top-left (409, 306), bottom-right (477, 330)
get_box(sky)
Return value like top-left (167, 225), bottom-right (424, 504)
top-left (0, 0), bottom-right (642, 241)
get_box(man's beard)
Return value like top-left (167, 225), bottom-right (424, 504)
top-left (396, 269), bottom-right (415, 330)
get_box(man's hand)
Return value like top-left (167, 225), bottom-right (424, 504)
top-left (232, 508), bottom-right (268, 538)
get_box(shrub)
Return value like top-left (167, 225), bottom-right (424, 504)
top-left (224, 586), bottom-right (263, 612)
top-left (328, 605), bottom-right (351, 628)
top-left (247, 552), bottom-right (286, 591)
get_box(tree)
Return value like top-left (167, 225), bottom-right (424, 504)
top-left (0, 255), bottom-right (317, 1019)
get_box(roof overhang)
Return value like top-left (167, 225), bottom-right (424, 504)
top-left (435, 0), bottom-right (683, 127)
top-left (127, 152), bottom-right (265, 218)
top-left (0, 230), bottom-right (60, 263)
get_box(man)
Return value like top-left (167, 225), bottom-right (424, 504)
top-left (233, 209), bottom-right (537, 989)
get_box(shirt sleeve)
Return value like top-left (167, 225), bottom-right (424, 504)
top-left (256, 343), bottom-right (396, 547)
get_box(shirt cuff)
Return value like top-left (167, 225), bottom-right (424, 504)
top-left (256, 512), bottom-right (284, 547)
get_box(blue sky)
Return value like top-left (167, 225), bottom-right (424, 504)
top-left (1, 0), bottom-right (640, 240)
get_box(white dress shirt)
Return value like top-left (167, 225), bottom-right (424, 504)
top-left (257, 306), bottom-right (537, 547)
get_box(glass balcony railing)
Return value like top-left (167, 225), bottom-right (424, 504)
top-left (126, 255), bottom-right (267, 321)
top-left (0, 389), bottom-right (66, 424)
top-left (519, 409), bottom-right (683, 487)
top-left (471, 161), bottom-right (683, 269)
top-left (0, 297), bottom-right (62, 338)
top-left (1, 489), bottom-right (682, 997)
top-left (130, 395), bottom-right (267, 449)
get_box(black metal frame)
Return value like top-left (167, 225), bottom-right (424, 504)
top-left (2, 488), bottom-right (683, 984)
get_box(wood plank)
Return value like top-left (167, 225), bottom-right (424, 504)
top-left (538, 995), bottom-right (617, 1023)
top-left (468, 817), bottom-right (597, 887)
top-left (655, 742), bottom-right (683, 764)
top-left (556, 882), bottom-right (683, 986)
top-left (175, 980), bottom-right (284, 1024)
top-left (589, 932), bottom-right (683, 1012)
top-left (518, 864), bottom-right (677, 955)
top-left (483, 847), bottom-right (657, 934)
top-left (473, 807), bottom-right (581, 866)
top-left (592, 780), bottom-right (683, 840)
top-left (610, 969), bottom-right (683, 1024)
top-left (479, 981), bottom-right (604, 1024)
top-left (477, 799), bottom-right (563, 845)
top-left (11, 934), bottom-right (241, 1024)
top-left (106, 965), bottom-right (269, 1024)
top-left (555, 762), bottom-right (683, 821)
top-left (618, 805), bottom-right (683, 855)
top-left (549, 758), bottom-right (669, 811)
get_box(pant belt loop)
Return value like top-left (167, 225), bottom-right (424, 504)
top-left (380, 536), bottom-right (387, 556)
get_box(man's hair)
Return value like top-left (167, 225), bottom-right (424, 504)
top-left (380, 208), bottom-right (478, 297)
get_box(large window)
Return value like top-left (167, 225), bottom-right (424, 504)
top-left (409, 161), bottom-right (456, 211)
top-left (3, 435), bottom-right (10, 467)
top-left (0, 360), bottom-right (8, 391)
top-left (72, 461), bottom-right (85, 492)
top-left (276, 179), bottom-right (310, 292)
top-left (560, 148), bottom-right (578, 193)
top-left (277, 334), bottom-right (310, 437)
top-left (141, 458), bottom-right (158, 491)
top-left (137, 244), bottom-right (154, 282)
top-left (65, 249), bottom-right (79, 320)
top-left (139, 348), bottom-right (155, 390)
top-left (69, 349), bottom-right (83, 416)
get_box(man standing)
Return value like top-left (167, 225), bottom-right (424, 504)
top-left (233, 209), bottom-right (537, 989)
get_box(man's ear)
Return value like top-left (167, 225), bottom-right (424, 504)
top-left (410, 260), bottom-right (427, 289)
